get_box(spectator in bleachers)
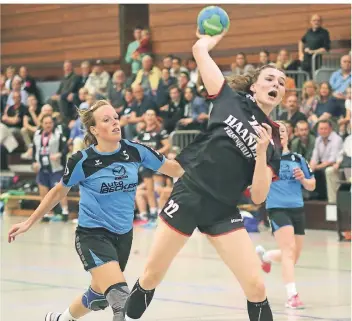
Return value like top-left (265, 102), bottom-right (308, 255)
top-left (279, 95), bottom-right (307, 129)
top-left (170, 56), bottom-right (188, 78)
top-left (50, 60), bottom-right (79, 123)
top-left (163, 55), bottom-right (173, 70)
top-left (2, 91), bottom-right (26, 136)
top-left (186, 57), bottom-right (199, 84)
top-left (71, 60), bottom-right (91, 106)
top-left (132, 55), bottom-right (161, 97)
top-left (134, 29), bottom-right (152, 58)
top-left (300, 80), bottom-right (319, 117)
top-left (257, 50), bottom-right (275, 68)
top-left (32, 114), bottom-right (69, 222)
top-left (329, 54), bottom-right (351, 100)
top-left (275, 49), bottom-right (299, 71)
top-left (156, 68), bottom-right (177, 107)
top-left (125, 26), bottom-right (143, 81)
top-left (76, 87), bottom-right (89, 110)
top-left (19, 66), bottom-right (40, 104)
top-left (299, 14), bottom-right (331, 75)
top-left (327, 134), bottom-right (352, 203)
top-left (6, 76), bottom-right (28, 106)
top-left (231, 52), bottom-right (255, 76)
top-left (5, 66), bottom-right (16, 91)
top-left (338, 86), bottom-right (351, 136)
top-left (1, 74), bottom-right (9, 114)
top-left (178, 71), bottom-right (195, 93)
top-left (309, 119), bottom-right (343, 201)
top-left (108, 70), bottom-right (126, 111)
top-left (21, 95), bottom-right (40, 150)
top-left (311, 81), bottom-right (345, 130)
top-left (177, 87), bottom-right (208, 131)
top-left (84, 59), bottom-right (110, 99)
top-left (281, 120), bottom-right (295, 147)
top-left (291, 120), bottom-right (316, 161)
top-left (159, 85), bottom-right (185, 133)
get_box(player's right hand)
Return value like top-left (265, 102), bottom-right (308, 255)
top-left (8, 220), bottom-right (31, 243)
top-left (195, 28), bottom-right (227, 51)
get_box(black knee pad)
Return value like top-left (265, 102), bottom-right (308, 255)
top-left (104, 282), bottom-right (130, 320)
top-left (125, 279), bottom-right (155, 319)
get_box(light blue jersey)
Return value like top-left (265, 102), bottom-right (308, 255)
top-left (62, 139), bottom-right (165, 234)
top-left (266, 152), bottom-right (313, 209)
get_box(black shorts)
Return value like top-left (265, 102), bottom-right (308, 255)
top-left (75, 226), bottom-right (133, 272)
top-left (159, 176), bottom-right (244, 237)
top-left (267, 208), bottom-right (305, 235)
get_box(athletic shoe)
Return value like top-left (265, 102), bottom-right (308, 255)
top-left (45, 312), bottom-right (62, 321)
top-left (50, 214), bottom-right (69, 222)
top-left (255, 245), bottom-right (271, 273)
top-left (285, 294), bottom-right (305, 309)
top-left (142, 217), bottom-right (158, 229)
top-left (41, 214), bottom-right (53, 223)
top-left (133, 214), bottom-right (148, 227)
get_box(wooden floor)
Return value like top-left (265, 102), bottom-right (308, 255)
top-left (1, 215), bottom-right (351, 321)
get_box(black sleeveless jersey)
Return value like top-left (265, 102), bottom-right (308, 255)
top-left (176, 82), bottom-right (282, 207)
top-left (136, 128), bottom-right (169, 152)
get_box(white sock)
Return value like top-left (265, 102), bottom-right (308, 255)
top-left (150, 207), bottom-right (157, 214)
top-left (262, 252), bottom-right (272, 263)
top-left (60, 308), bottom-right (77, 321)
top-left (61, 207), bottom-right (69, 215)
top-left (286, 282), bottom-right (297, 299)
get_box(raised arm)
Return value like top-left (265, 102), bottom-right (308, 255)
top-left (192, 30), bottom-right (227, 96)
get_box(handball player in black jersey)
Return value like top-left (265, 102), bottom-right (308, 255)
top-left (125, 30), bottom-right (286, 321)
top-left (135, 109), bottom-right (170, 223)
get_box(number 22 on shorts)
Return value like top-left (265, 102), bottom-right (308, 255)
top-left (164, 199), bottom-right (179, 218)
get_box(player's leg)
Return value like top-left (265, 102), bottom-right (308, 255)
top-left (144, 176), bottom-right (158, 218)
top-left (206, 227), bottom-right (273, 321)
top-left (135, 184), bottom-right (148, 222)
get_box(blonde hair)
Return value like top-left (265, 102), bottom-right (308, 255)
top-left (225, 65), bottom-right (285, 94)
top-left (78, 100), bottom-right (110, 147)
top-left (302, 80), bottom-right (318, 99)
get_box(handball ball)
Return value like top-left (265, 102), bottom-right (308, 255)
top-left (197, 6), bottom-right (230, 36)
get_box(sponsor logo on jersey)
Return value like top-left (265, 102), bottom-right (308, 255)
top-left (112, 165), bottom-right (128, 180)
top-left (100, 181), bottom-right (138, 194)
top-left (95, 159), bottom-right (102, 166)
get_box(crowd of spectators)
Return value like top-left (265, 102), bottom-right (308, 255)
top-left (0, 13), bottom-right (350, 223)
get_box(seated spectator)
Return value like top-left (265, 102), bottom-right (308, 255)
top-left (134, 29), bottom-right (152, 58)
top-left (135, 108), bottom-right (171, 222)
top-left (2, 91), bottom-right (26, 136)
top-left (125, 26), bottom-right (143, 81)
top-left (108, 70), bottom-right (126, 111)
top-left (49, 60), bottom-right (79, 123)
top-left (19, 66), bottom-right (41, 104)
top-left (291, 120), bottom-right (316, 161)
top-left (32, 115), bottom-right (69, 222)
top-left (257, 50), bottom-right (275, 68)
top-left (299, 14), bottom-right (331, 75)
top-left (159, 85), bottom-right (185, 133)
top-left (5, 66), bottom-right (16, 91)
top-left (232, 52), bottom-right (255, 76)
top-left (163, 55), bottom-right (173, 70)
top-left (281, 120), bottom-right (294, 147)
top-left (279, 95), bottom-right (307, 129)
top-left (170, 56), bottom-right (188, 79)
top-left (275, 49), bottom-right (300, 71)
top-left (1, 74), bottom-right (8, 114)
top-left (310, 120), bottom-right (343, 202)
top-left (338, 86), bottom-right (351, 136)
top-left (300, 80), bottom-right (319, 117)
top-left (67, 111), bottom-right (85, 154)
top-left (329, 54), bottom-right (351, 100)
top-left (132, 55), bottom-right (161, 97)
top-left (327, 134), bottom-right (352, 203)
top-left (311, 81), bottom-right (345, 130)
top-left (186, 57), bottom-right (199, 84)
top-left (178, 71), bottom-right (195, 93)
top-left (84, 60), bottom-right (110, 99)
top-left (156, 68), bottom-right (177, 107)
top-left (76, 87), bottom-right (89, 110)
top-left (71, 60), bottom-right (91, 106)
top-left (177, 87), bottom-right (208, 131)
top-left (6, 76), bottom-right (28, 106)
top-left (21, 95), bottom-right (40, 150)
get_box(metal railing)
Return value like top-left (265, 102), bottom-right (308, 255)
top-left (284, 70), bottom-right (310, 90)
top-left (169, 130), bottom-right (200, 151)
top-left (314, 68), bottom-right (336, 84)
top-left (312, 52), bottom-right (346, 77)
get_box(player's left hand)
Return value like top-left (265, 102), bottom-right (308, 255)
top-left (293, 167), bottom-right (305, 181)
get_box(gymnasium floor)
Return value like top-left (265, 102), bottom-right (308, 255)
top-left (1, 216), bottom-right (351, 321)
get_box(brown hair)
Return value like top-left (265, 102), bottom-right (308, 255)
top-left (225, 65), bottom-right (285, 94)
top-left (78, 100), bottom-right (110, 147)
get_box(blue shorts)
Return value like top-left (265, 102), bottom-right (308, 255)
top-left (36, 170), bottom-right (64, 189)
